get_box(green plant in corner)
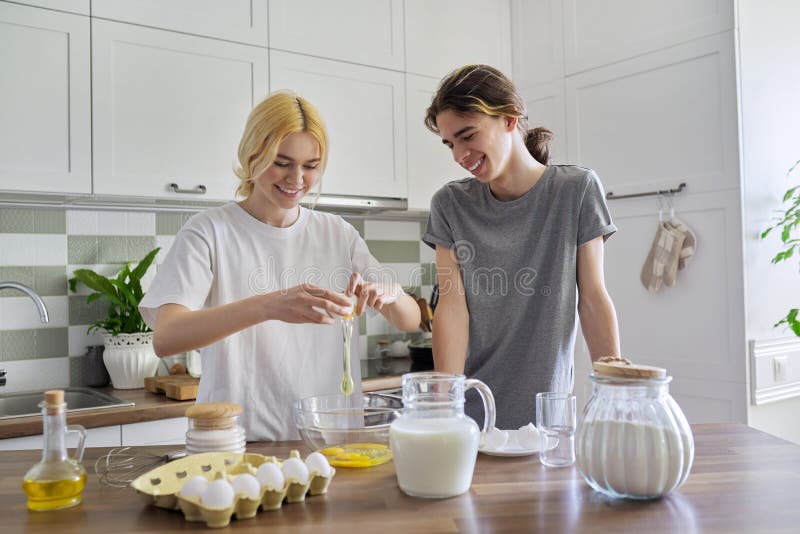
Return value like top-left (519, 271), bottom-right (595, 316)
top-left (761, 159), bottom-right (800, 337)
top-left (68, 247), bottom-right (160, 336)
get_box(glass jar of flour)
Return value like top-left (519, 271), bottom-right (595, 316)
top-left (576, 358), bottom-right (694, 500)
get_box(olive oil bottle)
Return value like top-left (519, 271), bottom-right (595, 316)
top-left (22, 390), bottom-right (88, 511)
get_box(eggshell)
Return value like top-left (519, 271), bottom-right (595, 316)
top-left (179, 475), bottom-right (209, 498)
top-left (517, 423), bottom-right (540, 450)
top-left (200, 479), bottom-right (235, 509)
top-left (256, 462), bottom-right (285, 489)
top-left (231, 473), bottom-right (260, 500)
top-left (482, 427), bottom-right (509, 450)
top-left (281, 457), bottom-right (310, 484)
top-left (305, 452), bottom-right (332, 477)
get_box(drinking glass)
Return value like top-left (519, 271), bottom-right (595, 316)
top-left (536, 392), bottom-right (576, 467)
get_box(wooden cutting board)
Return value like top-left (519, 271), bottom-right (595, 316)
top-left (144, 375), bottom-right (200, 400)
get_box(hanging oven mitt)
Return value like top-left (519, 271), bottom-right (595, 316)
top-left (640, 222), bottom-right (686, 292)
top-left (667, 217), bottom-right (697, 270)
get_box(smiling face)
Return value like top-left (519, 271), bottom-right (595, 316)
top-left (248, 131), bottom-right (322, 216)
top-left (436, 109), bottom-right (515, 183)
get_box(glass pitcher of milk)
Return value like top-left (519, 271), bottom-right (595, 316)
top-left (576, 360), bottom-right (694, 499)
top-left (390, 372), bottom-right (496, 499)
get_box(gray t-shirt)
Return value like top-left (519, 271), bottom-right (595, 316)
top-left (423, 165), bottom-right (617, 429)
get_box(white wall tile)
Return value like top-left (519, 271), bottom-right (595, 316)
top-left (34, 235), bottom-right (67, 265)
top-left (378, 263), bottom-right (425, 288)
top-left (96, 212), bottom-right (127, 235)
top-left (0, 234), bottom-right (35, 265)
top-left (127, 212), bottom-right (156, 236)
top-left (0, 296), bottom-right (67, 330)
top-left (366, 310), bottom-right (397, 336)
top-left (364, 220), bottom-right (422, 241)
top-left (0, 357), bottom-right (69, 394)
top-left (66, 210), bottom-right (99, 235)
top-left (68, 325), bottom-right (106, 356)
top-left (359, 334), bottom-right (368, 360)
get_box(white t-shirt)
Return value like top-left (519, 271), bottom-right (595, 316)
top-left (139, 202), bottom-right (382, 441)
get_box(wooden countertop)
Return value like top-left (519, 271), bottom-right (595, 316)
top-left (1, 377), bottom-right (403, 440)
top-left (3, 424), bottom-right (800, 532)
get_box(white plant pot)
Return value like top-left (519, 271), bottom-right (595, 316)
top-left (103, 332), bottom-right (159, 389)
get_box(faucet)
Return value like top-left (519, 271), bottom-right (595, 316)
top-left (0, 281), bottom-right (49, 323)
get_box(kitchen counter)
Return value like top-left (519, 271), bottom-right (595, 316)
top-left (0, 377), bottom-right (402, 440)
top-left (3, 424), bottom-right (800, 532)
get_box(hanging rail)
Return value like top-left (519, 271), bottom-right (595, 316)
top-left (605, 182), bottom-right (687, 201)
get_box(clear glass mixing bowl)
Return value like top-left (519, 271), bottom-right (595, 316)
top-left (293, 392), bottom-right (402, 468)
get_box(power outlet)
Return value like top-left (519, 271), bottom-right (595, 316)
top-left (774, 355), bottom-right (789, 382)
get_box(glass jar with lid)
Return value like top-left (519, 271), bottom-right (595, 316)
top-left (576, 358), bottom-right (694, 499)
top-left (185, 402), bottom-right (246, 454)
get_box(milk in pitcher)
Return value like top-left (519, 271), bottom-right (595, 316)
top-left (390, 416), bottom-right (479, 498)
top-left (389, 372), bottom-right (496, 499)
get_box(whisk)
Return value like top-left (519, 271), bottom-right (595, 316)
top-left (95, 447), bottom-right (187, 487)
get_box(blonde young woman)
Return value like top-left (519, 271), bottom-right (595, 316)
top-left (422, 65), bottom-right (621, 429)
top-left (140, 91), bottom-right (420, 441)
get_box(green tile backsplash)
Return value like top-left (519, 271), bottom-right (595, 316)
top-left (0, 328), bottom-right (68, 361)
top-left (69, 295), bottom-right (111, 326)
top-left (1, 206), bottom-right (433, 386)
top-left (0, 208), bottom-right (65, 234)
top-left (366, 240), bottom-right (421, 264)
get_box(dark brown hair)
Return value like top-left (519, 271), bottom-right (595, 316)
top-left (424, 64), bottom-right (553, 165)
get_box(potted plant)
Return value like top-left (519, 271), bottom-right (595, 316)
top-left (761, 159), bottom-right (800, 338)
top-left (69, 247), bottom-right (161, 389)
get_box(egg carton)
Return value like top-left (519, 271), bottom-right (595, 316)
top-left (131, 450), bottom-right (335, 528)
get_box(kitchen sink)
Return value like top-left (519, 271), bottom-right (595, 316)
top-left (0, 388), bottom-right (134, 420)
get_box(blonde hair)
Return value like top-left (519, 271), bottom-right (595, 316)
top-left (425, 65), bottom-right (553, 165)
top-left (234, 91), bottom-right (328, 198)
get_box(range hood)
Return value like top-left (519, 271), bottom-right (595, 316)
top-left (0, 191), bottom-right (414, 217)
top-left (303, 194), bottom-right (407, 213)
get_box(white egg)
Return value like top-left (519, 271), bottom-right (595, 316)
top-left (304, 452), bottom-right (332, 477)
top-left (256, 462), bottom-right (285, 490)
top-left (179, 475), bottom-right (209, 498)
top-left (281, 457), bottom-right (310, 484)
top-left (517, 423), bottom-right (541, 450)
top-left (482, 427), bottom-right (509, 450)
top-left (200, 479), bottom-right (235, 509)
top-left (231, 473), bottom-right (260, 500)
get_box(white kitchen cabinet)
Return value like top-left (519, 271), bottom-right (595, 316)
top-left (91, 19), bottom-right (268, 201)
top-left (521, 80), bottom-right (567, 165)
top-left (510, 0), bottom-right (563, 89)
top-left (565, 32), bottom-right (739, 197)
top-left (0, 425), bottom-right (121, 451)
top-left (11, 0), bottom-right (88, 15)
top-left (270, 51), bottom-right (407, 199)
top-left (90, 0), bottom-right (268, 47)
top-left (121, 417), bottom-right (187, 446)
top-left (563, 0), bottom-right (734, 75)
top-left (405, 74), bottom-right (464, 210)
top-left (0, 2), bottom-right (91, 194)
top-left (405, 0), bottom-right (512, 79)
top-left (269, 0), bottom-right (404, 71)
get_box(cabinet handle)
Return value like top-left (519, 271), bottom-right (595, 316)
top-left (168, 183), bottom-right (207, 195)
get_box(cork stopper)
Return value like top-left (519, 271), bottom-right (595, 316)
top-left (186, 402), bottom-right (243, 430)
top-left (44, 389), bottom-right (65, 415)
top-left (593, 356), bottom-right (667, 379)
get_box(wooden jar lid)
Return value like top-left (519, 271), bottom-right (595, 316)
top-left (185, 402), bottom-right (243, 430)
top-left (592, 357), bottom-right (667, 379)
